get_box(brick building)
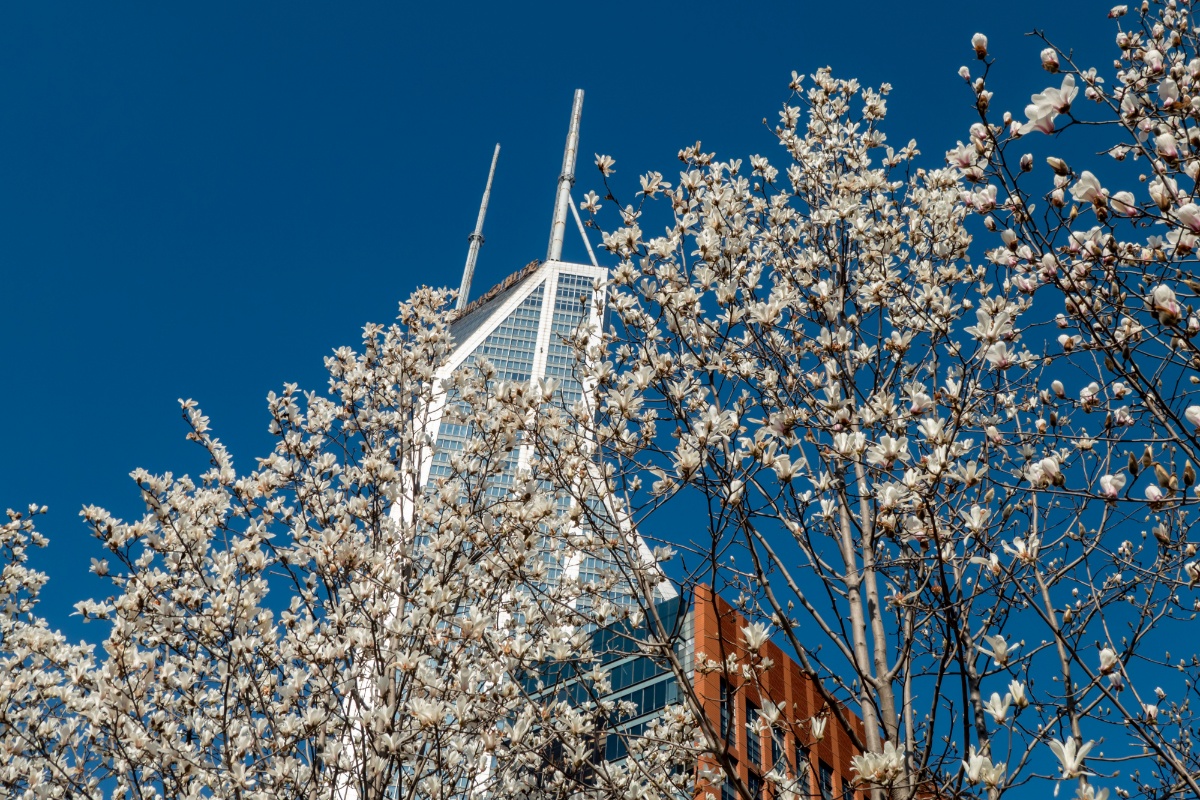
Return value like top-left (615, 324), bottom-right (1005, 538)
top-left (690, 586), bottom-right (864, 800)
top-left (584, 586), bottom-right (864, 800)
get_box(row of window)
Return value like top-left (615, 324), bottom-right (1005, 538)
top-left (614, 674), bottom-right (679, 722)
top-left (721, 763), bottom-right (832, 800)
top-left (720, 679), bottom-right (838, 799)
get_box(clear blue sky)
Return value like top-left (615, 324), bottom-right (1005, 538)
top-left (0, 2), bottom-right (1111, 631)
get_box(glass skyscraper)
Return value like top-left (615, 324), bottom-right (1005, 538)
top-left (417, 256), bottom-right (677, 609)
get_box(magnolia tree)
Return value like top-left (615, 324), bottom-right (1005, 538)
top-left (579, 4), bottom-right (1200, 800)
top-left (0, 289), bottom-right (696, 800)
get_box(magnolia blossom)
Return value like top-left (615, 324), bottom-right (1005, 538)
top-left (1041, 47), bottom-right (1060, 72)
top-left (850, 740), bottom-right (905, 785)
top-left (980, 634), bottom-right (1018, 667)
top-left (809, 716), bottom-right (827, 742)
top-left (594, 153), bottom-right (616, 176)
top-left (866, 435), bottom-right (908, 467)
top-left (1075, 783), bottom-right (1110, 800)
top-left (1110, 190), bottom-right (1137, 215)
top-left (1186, 405), bottom-right (1200, 428)
top-left (1003, 535), bottom-right (1040, 564)
top-left (1144, 48), bottom-right (1165, 73)
top-left (1100, 473), bottom-right (1126, 499)
top-left (1020, 74), bottom-right (1078, 134)
top-left (1069, 171), bottom-right (1103, 204)
top-left (742, 621), bottom-right (771, 650)
top-left (1098, 646), bottom-right (1119, 674)
top-left (1155, 132), bottom-right (1180, 160)
top-left (1148, 285), bottom-right (1182, 325)
top-left (972, 33), bottom-right (988, 59)
top-left (963, 746), bottom-right (1005, 786)
top-left (1149, 175), bottom-right (1179, 210)
top-left (983, 691), bottom-right (1011, 723)
top-left (1049, 737), bottom-right (1094, 779)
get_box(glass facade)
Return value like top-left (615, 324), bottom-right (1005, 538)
top-left (523, 596), bottom-right (692, 766)
top-left (428, 267), bottom-right (642, 611)
top-left (427, 281), bottom-right (545, 483)
top-left (545, 271), bottom-right (593, 407)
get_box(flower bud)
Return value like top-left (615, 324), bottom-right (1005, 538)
top-left (1041, 47), bottom-right (1060, 72)
top-left (972, 33), bottom-right (988, 59)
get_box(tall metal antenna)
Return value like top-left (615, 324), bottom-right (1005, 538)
top-left (546, 89), bottom-right (584, 262)
top-left (458, 143), bottom-right (501, 310)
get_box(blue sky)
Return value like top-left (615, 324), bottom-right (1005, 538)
top-left (0, 2), bottom-right (1113, 630)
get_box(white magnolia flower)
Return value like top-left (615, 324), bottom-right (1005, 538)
top-left (742, 621), bottom-right (771, 651)
top-left (1009, 680), bottom-right (1029, 709)
top-left (1155, 132), bottom-right (1179, 160)
top-left (851, 740), bottom-right (905, 785)
top-left (1148, 284), bottom-right (1182, 325)
top-left (866, 435), bottom-right (908, 468)
top-left (983, 691), bottom-right (1011, 723)
top-left (1048, 737), bottom-right (1094, 779)
top-left (1150, 175), bottom-right (1179, 210)
top-left (1070, 171), bottom-right (1103, 204)
top-left (963, 745), bottom-right (1005, 787)
top-left (1186, 406), bottom-right (1200, 428)
top-left (1110, 190), bottom-right (1137, 215)
top-left (809, 716), bottom-right (827, 742)
top-left (972, 33), bottom-right (988, 59)
top-left (1100, 473), bottom-right (1126, 499)
top-left (979, 634), bottom-right (1018, 668)
top-left (1099, 647), bottom-right (1119, 674)
top-left (1003, 535), bottom-right (1040, 564)
top-left (1075, 782), bottom-right (1110, 800)
top-left (1020, 74), bottom-right (1078, 134)
top-left (594, 153), bottom-right (616, 176)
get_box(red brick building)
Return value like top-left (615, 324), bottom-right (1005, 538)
top-left (689, 586), bottom-right (864, 800)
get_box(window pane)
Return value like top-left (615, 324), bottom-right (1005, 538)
top-left (745, 704), bottom-right (761, 767)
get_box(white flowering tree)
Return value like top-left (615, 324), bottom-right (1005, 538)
top-left (0, 288), bottom-right (697, 800)
top-left (579, 6), bottom-right (1200, 799)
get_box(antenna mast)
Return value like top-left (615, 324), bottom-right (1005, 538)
top-left (458, 143), bottom-right (500, 310)
top-left (546, 89), bottom-right (584, 262)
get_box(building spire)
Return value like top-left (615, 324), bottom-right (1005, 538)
top-left (458, 143), bottom-right (501, 310)
top-left (546, 89), bottom-right (584, 263)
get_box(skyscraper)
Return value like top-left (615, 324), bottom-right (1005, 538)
top-left (410, 90), bottom-right (674, 611)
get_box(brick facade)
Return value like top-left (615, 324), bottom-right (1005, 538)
top-left (689, 586), bottom-right (864, 800)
